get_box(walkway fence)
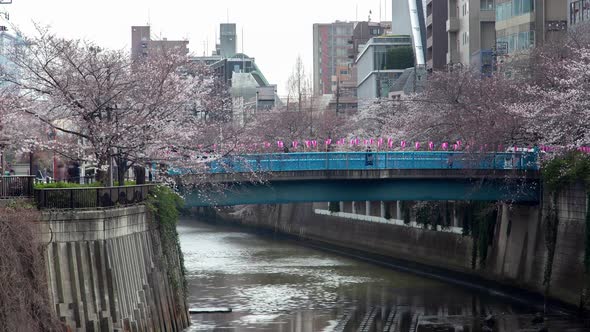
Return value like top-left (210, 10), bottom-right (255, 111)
top-left (0, 176), bottom-right (35, 198)
top-left (205, 151), bottom-right (539, 174)
top-left (35, 184), bottom-right (154, 209)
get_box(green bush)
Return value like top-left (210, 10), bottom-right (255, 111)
top-left (542, 151), bottom-right (590, 192)
top-left (146, 186), bottom-right (187, 301)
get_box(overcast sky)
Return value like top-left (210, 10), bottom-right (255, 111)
top-left (3, 0), bottom-right (393, 96)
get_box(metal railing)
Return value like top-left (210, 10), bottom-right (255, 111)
top-left (204, 151), bottom-right (539, 174)
top-left (35, 184), bottom-right (154, 210)
top-left (0, 176), bottom-right (35, 198)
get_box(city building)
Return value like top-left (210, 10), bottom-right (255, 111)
top-left (350, 21), bottom-right (391, 58)
top-left (312, 21), bottom-right (354, 95)
top-left (131, 26), bottom-right (189, 60)
top-left (446, 0), bottom-right (496, 69)
top-left (392, 0), bottom-right (427, 66)
top-left (0, 17), bottom-right (21, 86)
top-left (496, 0), bottom-right (567, 56)
top-left (569, 0), bottom-right (590, 27)
top-left (425, 0), bottom-right (449, 71)
top-left (355, 35), bottom-right (414, 101)
top-left (219, 23), bottom-right (237, 58)
top-left (190, 23), bottom-right (279, 123)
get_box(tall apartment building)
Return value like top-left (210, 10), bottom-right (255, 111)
top-left (569, 0), bottom-right (590, 27)
top-left (496, 0), bottom-right (567, 54)
top-left (131, 26), bottom-right (189, 60)
top-left (425, 0), bottom-right (448, 71)
top-left (446, 0), bottom-right (496, 68)
top-left (312, 21), bottom-right (354, 95)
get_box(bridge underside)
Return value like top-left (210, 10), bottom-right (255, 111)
top-left (184, 178), bottom-right (540, 207)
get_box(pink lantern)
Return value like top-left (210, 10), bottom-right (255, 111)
top-left (388, 138), bottom-right (394, 148)
top-left (456, 140), bottom-right (462, 148)
top-left (453, 144), bottom-right (458, 151)
top-left (312, 140), bottom-right (317, 148)
top-left (415, 142), bottom-right (421, 150)
top-left (378, 138), bottom-right (383, 146)
top-left (401, 141), bottom-right (406, 149)
top-left (428, 142), bottom-right (434, 150)
top-left (292, 141), bottom-right (298, 148)
top-left (277, 141), bottom-right (283, 148)
top-left (305, 140), bottom-right (311, 148)
top-left (442, 142), bottom-right (448, 150)
top-left (325, 139), bottom-right (332, 145)
top-left (370, 138), bottom-right (374, 145)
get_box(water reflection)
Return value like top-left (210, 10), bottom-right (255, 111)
top-left (180, 218), bottom-right (587, 331)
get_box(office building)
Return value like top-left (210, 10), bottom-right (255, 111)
top-left (131, 26), bottom-right (189, 60)
top-left (496, 0), bottom-right (567, 56)
top-left (356, 35), bottom-right (414, 101)
top-left (312, 21), bottom-right (354, 95)
top-left (425, 0), bottom-right (449, 71)
top-left (219, 23), bottom-right (237, 58)
top-left (392, 0), bottom-right (427, 66)
top-left (446, 0), bottom-right (496, 68)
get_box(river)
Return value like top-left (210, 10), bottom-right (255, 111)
top-left (180, 218), bottom-right (589, 331)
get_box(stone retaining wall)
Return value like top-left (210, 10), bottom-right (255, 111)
top-left (40, 206), bottom-right (189, 331)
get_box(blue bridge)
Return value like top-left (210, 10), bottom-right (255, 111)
top-left (181, 152), bottom-right (541, 206)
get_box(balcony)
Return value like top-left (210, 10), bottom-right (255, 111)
top-left (427, 14), bottom-right (433, 27)
top-left (427, 36), bottom-right (433, 48)
top-left (480, 10), bottom-right (495, 22)
top-left (446, 18), bottom-right (460, 32)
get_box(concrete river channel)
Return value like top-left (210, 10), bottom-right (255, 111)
top-left (180, 218), bottom-right (589, 332)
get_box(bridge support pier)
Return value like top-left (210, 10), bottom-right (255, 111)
top-left (352, 201), bottom-right (357, 214)
top-left (396, 201), bottom-right (401, 220)
top-left (380, 201), bottom-right (386, 218)
top-left (365, 201), bottom-right (371, 216)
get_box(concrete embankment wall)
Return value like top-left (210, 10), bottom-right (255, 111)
top-left (210, 184), bottom-right (588, 308)
top-left (39, 206), bottom-right (189, 331)
top-left (490, 184), bottom-right (588, 306)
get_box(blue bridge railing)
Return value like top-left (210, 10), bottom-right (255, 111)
top-left (199, 151), bottom-right (539, 174)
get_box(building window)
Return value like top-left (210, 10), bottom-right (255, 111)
top-left (570, 0), bottom-right (590, 25)
top-left (496, 0), bottom-right (534, 21)
top-left (497, 30), bottom-right (535, 54)
top-left (481, 0), bottom-right (494, 11)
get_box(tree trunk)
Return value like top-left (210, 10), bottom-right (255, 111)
top-left (95, 158), bottom-right (108, 186)
top-left (134, 165), bottom-right (146, 184)
top-left (116, 157), bottom-right (128, 186)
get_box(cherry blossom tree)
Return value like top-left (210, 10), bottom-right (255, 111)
top-left (508, 24), bottom-right (590, 148)
top-left (0, 27), bottom-right (225, 185)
